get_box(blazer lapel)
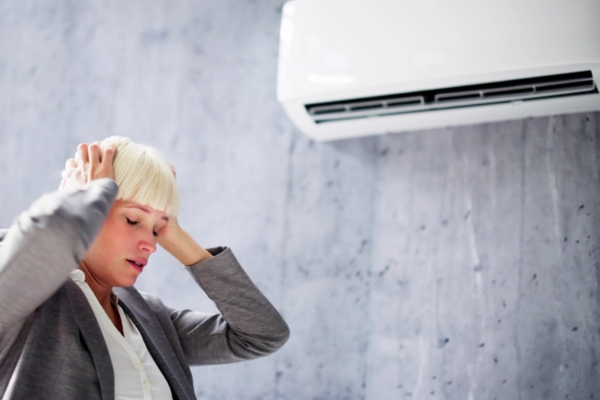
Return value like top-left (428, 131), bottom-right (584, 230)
top-left (65, 280), bottom-right (115, 400)
top-left (116, 288), bottom-right (196, 400)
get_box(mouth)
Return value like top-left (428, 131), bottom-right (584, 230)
top-left (126, 259), bottom-right (146, 272)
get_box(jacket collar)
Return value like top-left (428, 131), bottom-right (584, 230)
top-left (66, 280), bottom-right (115, 400)
top-left (115, 287), bottom-right (196, 400)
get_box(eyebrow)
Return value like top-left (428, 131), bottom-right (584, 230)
top-left (125, 205), bottom-right (169, 221)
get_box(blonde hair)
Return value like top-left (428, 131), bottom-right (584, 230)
top-left (99, 136), bottom-right (180, 217)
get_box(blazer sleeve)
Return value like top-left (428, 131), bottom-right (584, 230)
top-left (0, 179), bottom-right (118, 329)
top-left (161, 247), bottom-right (290, 365)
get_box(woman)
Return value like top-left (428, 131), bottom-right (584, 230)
top-left (0, 137), bottom-right (289, 399)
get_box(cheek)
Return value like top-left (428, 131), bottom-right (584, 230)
top-left (91, 219), bottom-right (130, 252)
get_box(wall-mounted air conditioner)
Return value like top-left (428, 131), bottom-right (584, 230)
top-left (277, 0), bottom-right (600, 141)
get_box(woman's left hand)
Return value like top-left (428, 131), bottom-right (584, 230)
top-left (155, 163), bottom-right (213, 265)
top-left (156, 216), bottom-right (214, 266)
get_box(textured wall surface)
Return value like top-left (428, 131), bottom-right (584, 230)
top-left (0, 1), bottom-right (599, 399)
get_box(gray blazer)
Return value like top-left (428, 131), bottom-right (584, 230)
top-left (0, 179), bottom-right (289, 399)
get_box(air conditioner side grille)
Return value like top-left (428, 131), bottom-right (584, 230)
top-left (305, 71), bottom-right (598, 123)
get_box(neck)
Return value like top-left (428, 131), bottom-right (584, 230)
top-left (78, 260), bottom-right (114, 310)
top-left (78, 260), bottom-right (124, 335)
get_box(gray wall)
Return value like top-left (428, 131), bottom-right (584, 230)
top-left (0, 1), bottom-right (598, 399)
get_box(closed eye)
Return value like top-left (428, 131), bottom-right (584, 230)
top-left (126, 217), bottom-right (138, 226)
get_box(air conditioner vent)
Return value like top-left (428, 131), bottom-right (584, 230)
top-left (305, 71), bottom-right (598, 124)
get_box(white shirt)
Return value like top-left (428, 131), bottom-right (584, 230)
top-left (70, 270), bottom-right (173, 400)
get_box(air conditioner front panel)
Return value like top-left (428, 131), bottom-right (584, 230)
top-left (277, 0), bottom-right (600, 140)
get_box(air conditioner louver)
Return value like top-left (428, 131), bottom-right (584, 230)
top-left (306, 71), bottom-right (597, 124)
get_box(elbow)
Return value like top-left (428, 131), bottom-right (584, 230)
top-left (268, 320), bottom-right (291, 353)
top-left (271, 318), bottom-right (291, 355)
top-left (279, 320), bottom-right (291, 348)
top-left (235, 320), bottom-right (291, 359)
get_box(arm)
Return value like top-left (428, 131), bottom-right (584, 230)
top-left (0, 142), bottom-right (116, 329)
top-left (151, 166), bottom-right (288, 364)
top-left (162, 247), bottom-right (289, 365)
top-left (0, 179), bottom-right (118, 328)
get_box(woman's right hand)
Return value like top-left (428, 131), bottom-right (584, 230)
top-left (60, 142), bottom-right (115, 190)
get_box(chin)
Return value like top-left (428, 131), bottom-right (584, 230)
top-left (115, 275), bottom-right (139, 288)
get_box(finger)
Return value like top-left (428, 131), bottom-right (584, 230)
top-left (88, 143), bottom-right (100, 173)
top-left (64, 158), bottom-right (77, 170)
top-left (77, 143), bottom-right (89, 165)
top-left (91, 141), bottom-right (102, 160)
top-left (102, 146), bottom-right (115, 167)
top-left (92, 146), bottom-right (115, 181)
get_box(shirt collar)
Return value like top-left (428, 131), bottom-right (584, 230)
top-left (69, 269), bottom-right (86, 283)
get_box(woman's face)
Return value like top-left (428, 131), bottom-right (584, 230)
top-left (82, 200), bottom-right (169, 289)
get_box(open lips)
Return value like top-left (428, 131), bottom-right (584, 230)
top-left (126, 259), bottom-right (147, 272)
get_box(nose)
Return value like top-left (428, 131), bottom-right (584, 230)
top-left (138, 233), bottom-right (157, 254)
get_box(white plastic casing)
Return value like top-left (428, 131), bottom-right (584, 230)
top-left (277, 0), bottom-right (600, 141)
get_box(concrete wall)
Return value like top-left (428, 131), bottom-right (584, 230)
top-left (0, 1), bottom-right (598, 399)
